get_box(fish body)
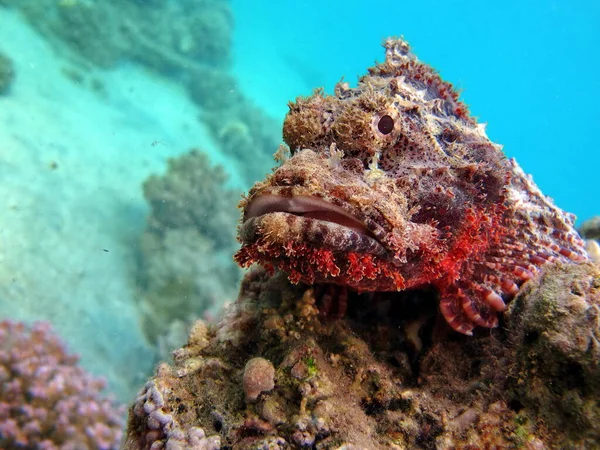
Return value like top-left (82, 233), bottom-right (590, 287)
top-left (235, 38), bottom-right (587, 335)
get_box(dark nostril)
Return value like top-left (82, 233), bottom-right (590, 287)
top-left (441, 128), bottom-right (459, 143)
top-left (377, 115), bottom-right (394, 134)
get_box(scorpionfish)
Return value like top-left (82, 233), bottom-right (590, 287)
top-left (235, 38), bottom-right (588, 335)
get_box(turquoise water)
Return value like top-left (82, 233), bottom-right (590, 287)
top-left (234, 0), bottom-right (599, 223)
top-left (0, 0), bottom-right (597, 408)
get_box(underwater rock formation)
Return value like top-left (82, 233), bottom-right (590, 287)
top-left (123, 266), bottom-right (591, 448)
top-left (0, 49), bottom-right (13, 94)
top-left (124, 266), bottom-right (600, 449)
top-left (507, 262), bottom-right (600, 448)
top-left (138, 149), bottom-right (241, 352)
top-left (143, 149), bottom-right (238, 249)
top-left (0, 320), bottom-right (124, 449)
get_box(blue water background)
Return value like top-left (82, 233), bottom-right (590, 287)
top-left (0, 0), bottom-right (597, 403)
top-left (233, 0), bottom-right (599, 223)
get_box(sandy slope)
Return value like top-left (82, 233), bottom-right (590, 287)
top-left (0, 9), bottom-right (232, 400)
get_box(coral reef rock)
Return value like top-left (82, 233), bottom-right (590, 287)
top-left (138, 149), bottom-right (241, 350)
top-left (0, 320), bottom-right (124, 449)
top-left (123, 267), bottom-right (583, 449)
top-left (507, 262), bottom-right (600, 448)
top-left (191, 74), bottom-right (280, 185)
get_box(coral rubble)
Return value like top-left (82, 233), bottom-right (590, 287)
top-left (0, 320), bottom-right (124, 449)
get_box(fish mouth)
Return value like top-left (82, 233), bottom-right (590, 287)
top-left (239, 194), bottom-right (387, 256)
top-left (244, 195), bottom-right (371, 235)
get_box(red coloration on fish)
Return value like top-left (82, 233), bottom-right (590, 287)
top-left (235, 38), bottom-right (588, 335)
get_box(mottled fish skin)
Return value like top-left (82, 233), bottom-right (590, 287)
top-left (235, 37), bottom-right (588, 335)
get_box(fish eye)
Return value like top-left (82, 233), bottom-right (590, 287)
top-left (377, 114), bottom-right (394, 135)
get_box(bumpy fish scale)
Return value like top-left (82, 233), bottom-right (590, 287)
top-left (235, 37), bottom-right (588, 335)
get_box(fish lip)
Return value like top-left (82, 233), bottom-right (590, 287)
top-left (239, 193), bottom-right (390, 257)
top-left (242, 194), bottom-right (375, 239)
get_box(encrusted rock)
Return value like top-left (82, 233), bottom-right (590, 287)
top-left (507, 262), bottom-right (600, 447)
top-left (125, 368), bottom-right (221, 450)
top-left (243, 357), bottom-right (275, 402)
top-left (124, 268), bottom-right (527, 449)
top-left (124, 259), bottom-right (600, 448)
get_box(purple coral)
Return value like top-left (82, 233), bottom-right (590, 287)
top-left (0, 320), bottom-right (125, 449)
